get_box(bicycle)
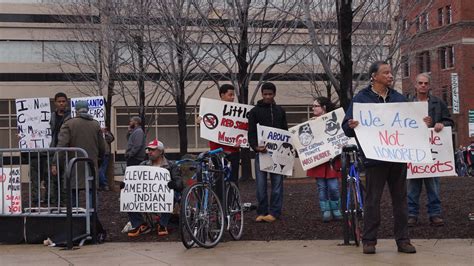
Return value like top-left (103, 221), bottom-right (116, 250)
top-left (340, 144), bottom-right (365, 246)
top-left (177, 148), bottom-right (244, 248)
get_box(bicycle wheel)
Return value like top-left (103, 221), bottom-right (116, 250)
top-left (348, 181), bottom-right (363, 246)
top-left (179, 186), bottom-right (195, 249)
top-left (183, 182), bottom-right (224, 248)
top-left (226, 182), bottom-right (244, 240)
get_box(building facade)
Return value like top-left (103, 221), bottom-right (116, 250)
top-left (400, 0), bottom-right (474, 146)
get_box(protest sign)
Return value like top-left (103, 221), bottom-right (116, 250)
top-left (15, 97), bottom-right (51, 148)
top-left (120, 166), bottom-right (174, 213)
top-left (71, 96), bottom-right (106, 128)
top-left (353, 102), bottom-right (432, 163)
top-left (199, 98), bottom-right (253, 148)
top-left (257, 124), bottom-right (295, 176)
top-left (1, 168), bottom-right (22, 214)
top-left (407, 127), bottom-right (456, 179)
top-left (289, 108), bottom-right (356, 170)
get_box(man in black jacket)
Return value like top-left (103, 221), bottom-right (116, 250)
top-left (248, 82), bottom-right (288, 223)
top-left (342, 61), bottom-right (418, 254)
top-left (407, 73), bottom-right (454, 227)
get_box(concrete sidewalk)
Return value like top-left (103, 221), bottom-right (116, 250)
top-left (1, 239), bottom-right (473, 265)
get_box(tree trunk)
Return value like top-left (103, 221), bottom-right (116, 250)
top-left (135, 34), bottom-right (146, 131)
top-left (176, 94), bottom-right (188, 156)
top-left (337, 0), bottom-right (353, 110)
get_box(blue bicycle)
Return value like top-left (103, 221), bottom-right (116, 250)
top-left (177, 148), bottom-right (243, 248)
top-left (340, 144), bottom-right (365, 246)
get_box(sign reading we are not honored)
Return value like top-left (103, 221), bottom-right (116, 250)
top-left (120, 166), bottom-right (174, 213)
top-left (15, 98), bottom-right (51, 148)
top-left (353, 102), bottom-right (432, 163)
top-left (199, 98), bottom-right (254, 148)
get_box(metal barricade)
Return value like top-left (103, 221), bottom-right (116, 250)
top-left (0, 147), bottom-right (98, 248)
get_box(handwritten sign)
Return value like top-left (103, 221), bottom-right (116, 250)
top-left (407, 127), bottom-right (456, 178)
top-left (15, 98), bottom-right (51, 148)
top-left (120, 166), bottom-right (174, 213)
top-left (199, 98), bottom-right (253, 148)
top-left (71, 96), bottom-right (106, 128)
top-left (289, 108), bottom-right (356, 170)
top-left (257, 124), bottom-right (295, 176)
top-left (1, 168), bottom-right (22, 214)
top-left (353, 102), bottom-right (432, 163)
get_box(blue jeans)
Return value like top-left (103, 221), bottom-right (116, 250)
top-left (316, 178), bottom-right (340, 202)
top-left (255, 156), bottom-right (283, 218)
top-left (99, 154), bottom-right (110, 187)
top-left (407, 177), bottom-right (441, 218)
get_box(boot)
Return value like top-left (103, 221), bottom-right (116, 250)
top-left (319, 201), bottom-right (332, 222)
top-left (330, 200), bottom-right (343, 220)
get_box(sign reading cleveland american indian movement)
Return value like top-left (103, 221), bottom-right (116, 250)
top-left (15, 97), bottom-right (51, 148)
top-left (353, 102), bottom-right (432, 163)
top-left (1, 168), bottom-right (22, 214)
top-left (407, 127), bottom-right (456, 179)
top-left (70, 96), bottom-right (106, 128)
top-left (120, 166), bottom-right (174, 213)
top-left (289, 108), bottom-right (356, 170)
top-left (199, 98), bottom-right (254, 148)
top-left (257, 124), bottom-right (295, 176)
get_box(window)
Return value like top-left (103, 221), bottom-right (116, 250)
top-left (439, 46), bottom-right (454, 69)
top-left (402, 56), bottom-right (410, 78)
top-left (438, 8), bottom-right (444, 26)
top-left (445, 5), bottom-right (452, 24)
top-left (420, 12), bottom-right (428, 31)
top-left (417, 51), bottom-right (430, 73)
top-left (402, 19), bottom-right (408, 31)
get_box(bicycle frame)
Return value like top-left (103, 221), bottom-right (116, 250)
top-left (346, 153), bottom-right (364, 213)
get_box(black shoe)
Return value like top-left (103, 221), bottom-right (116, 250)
top-left (430, 216), bottom-right (444, 226)
top-left (407, 216), bottom-right (418, 227)
top-left (398, 242), bottom-right (416, 253)
top-left (363, 243), bottom-right (376, 254)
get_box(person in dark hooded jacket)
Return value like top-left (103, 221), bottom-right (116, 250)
top-left (247, 82), bottom-right (288, 223)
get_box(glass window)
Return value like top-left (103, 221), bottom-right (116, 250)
top-left (446, 5), bottom-right (452, 24)
top-left (0, 41), bottom-right (43, 63)
top-left (437, 8), bottom-right (444, 26)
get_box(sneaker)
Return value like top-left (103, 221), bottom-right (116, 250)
top-left (430, 216), bottom-right (444, 226)
top-left (127, 224), bottom-right (151, 237)
top-left (262, 214), bottom-right (277, 223)
top-left (397, 242), bottom-right (416, 253)
top-left (255, 215), bottom-right (265, 222)
top-left (407, 216), bottom-right (418, 227)
top-left (157, 225), bottom-right (169, 236)
top-left (363, 243), bottom-right (376, 254)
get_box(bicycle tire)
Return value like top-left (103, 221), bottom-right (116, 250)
top-left (349, 181), bottom-right (363, 246)
top-left (183, 182), bottom-right (224, 248)
top-left (340, 152), bottom-right (350, 244)
top-left (226, 182), bottom-right (244, 240)
top-left (179, 186), bottom-right (195, 249)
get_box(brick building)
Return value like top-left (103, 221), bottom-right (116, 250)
top-left (400, 0), bottom-right (474, 146)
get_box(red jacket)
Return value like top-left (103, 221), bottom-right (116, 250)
top-left (306, 159), bottom-right (341, 179)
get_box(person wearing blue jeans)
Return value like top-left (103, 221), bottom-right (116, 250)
top-left (248, 82), bottom-right (288, 223)
top-left (407, 73), bottom-right (453, 227)
top-left (99, 127), bottom-right (114, 191)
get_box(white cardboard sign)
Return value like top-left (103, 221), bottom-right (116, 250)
top-left (257, 124), bottom-right (295, 176)
top-left (15, 98), bottom-right (51, 148)
top-left (120, 166), bottom-right (174, 213)
top-left (1, 168), bottom-right (22, 214)
top-left (71, 96), bottom-right (106, 128)
top-left (289, 108), bottom-right (356, 170)
top-left (353, 102), bottom-right (432, 163)
top-left (199, 98), bottom-right (253, 148)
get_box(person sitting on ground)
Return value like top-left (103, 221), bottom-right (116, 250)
top-left (306, 97), bottom-right (343, 222)
top-left (126, 139), bottom-right (184, 237)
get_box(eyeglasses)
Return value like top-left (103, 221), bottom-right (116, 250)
top-left (418, 81), bottom-right (429, 85)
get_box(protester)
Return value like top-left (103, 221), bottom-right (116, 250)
top-left (99, 127), bottom-right (115, 191)
top-left (248, 82), bottom-right (288, 223)
top-left (48, 92), bottom-right (72, 204)
top-left (407, 73), bottom-right (453, 227)
top-left (455, 146), bottom-right (468, 177)
top-left (126, 139), bottom-right (184, 237)
top-left (466, 140), bottom-right (474, 176)
top-left (306, 97), bottom-right (342, 222)
top-left (125, 116), bottom-right (146, 166)
top-left (342, 61), bottom-right (421, 254)
top-left (52, 100), bottom-right (105, 205)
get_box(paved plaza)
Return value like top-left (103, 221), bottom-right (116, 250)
top-left (1, 239), bottom-right (473, 265)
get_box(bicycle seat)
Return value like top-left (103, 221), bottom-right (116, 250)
top-left (342, 144), bottom-right (358, 152)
